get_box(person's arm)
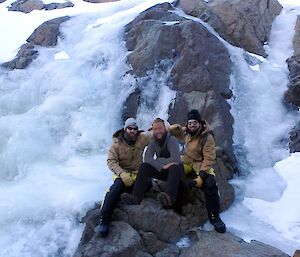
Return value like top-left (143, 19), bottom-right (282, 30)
top-left (156, 136), bottom-right (181, 165)
top-left (168, 124), bottom-right (186, 142)
top-left (199, 134), bottom-right (216, 171)
top-left (144, 141), bottom-right (164, 171)
top-left (107, 140), bottom-right (127, 176)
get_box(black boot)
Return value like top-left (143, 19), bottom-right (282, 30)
top-left (208, 212), bottom-right (226, 233)
top-left (96, 216), bottom-right (109, 237)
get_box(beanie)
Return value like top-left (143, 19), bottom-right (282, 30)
top-left (124, 118), bottom-right (138, 130)
top-left (187, 109), bottom-right (201, 122)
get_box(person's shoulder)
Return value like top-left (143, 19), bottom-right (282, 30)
top-left (168, 134), bottom-right (180, 145)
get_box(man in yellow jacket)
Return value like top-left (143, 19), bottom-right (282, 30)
top-left (171, 109), bottom-right (226, 233)
top-left (97, 118), bottom-right (151, 237)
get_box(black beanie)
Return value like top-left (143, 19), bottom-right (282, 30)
top-left (187, 109), bottom-right (201, 122)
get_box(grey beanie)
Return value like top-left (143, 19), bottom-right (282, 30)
top-left (124, 118), bottom-right (138, 130)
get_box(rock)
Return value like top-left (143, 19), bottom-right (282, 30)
top-left (124, 3), bottom-right (236, 176)
top-left (285, 16), bottom-right (300, 108)
top-left (179, 0), bottom-right (282, 57)
top-left (289, 120), bottom-right (300, 153)
top-left (294, 250), bottom-right (300, 257)
top-left (0, 0), bottom-right (6, 3)
top-left (122, 88), bottom-right (141, 122)
top-left (82, 0), bottom-right (119, 3)
top-left (27, 16), bottom-right (70, 47)
top-left (8, 0), bottom-right (44, 13)
top-left (74, 221), bottom-right (142, 257)
top-left (44, 1), bottom-right (74, 10)
top-left (179, 230), bottom-right (289, 257)
top-left (139, 231), bottom-right (168, 254)
top-left (1, 43), bottom-right (38, 70)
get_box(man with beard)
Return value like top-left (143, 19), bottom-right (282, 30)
top-left (170, 109), bottom-right (226, 233)
top-left (96, 118), bottom-right (151, 237)
top-left (121, 118), bottom-right (184, 207)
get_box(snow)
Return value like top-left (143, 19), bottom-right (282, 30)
top-left (0, 0), bottom-right (174, 256)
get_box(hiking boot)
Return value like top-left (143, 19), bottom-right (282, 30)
top-left (208, 212), bottom-right (226, 233)
top-left (121, 193), bottom-right (140, 205)
top-left (96, 216), bottom-right (109, 238)
top-left (157, 192), bottom-right (173, 208)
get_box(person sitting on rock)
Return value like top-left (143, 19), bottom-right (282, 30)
top-left (170, 109), bottom-right (226, 233)
top-left (121, 118), bottom-right (184, 208)
top-left (97, 117), bottom-right (152, 237)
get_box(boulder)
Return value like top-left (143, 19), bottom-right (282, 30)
top-left (123, 2), bottom-right (236, 174)
top-left (27, 16), bottom-right (70, 47)
top-left (73, 221), bottom-right (142, 257)
top-left (179, 0), bottom-right (283, 57)
top-left (179, 230), bottom-right (289, 257)
top-left (8, 0), bottom-right (44, 13)
top-left (1, 43), bottom-right (38, 70)
top-left (44, 1), bottom-right (74, 10)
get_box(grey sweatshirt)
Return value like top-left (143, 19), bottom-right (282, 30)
top-left (144, 132), bottom-right (181, 171)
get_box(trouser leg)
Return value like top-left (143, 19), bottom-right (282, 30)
top-left (100, 178), bottom-right (126, 219)
top-left (201, 174), bottom-right (220, 213)
top-left (165, 164), bottom-right (184, 201)
top-left (133, 163), bottom-right (167, 200)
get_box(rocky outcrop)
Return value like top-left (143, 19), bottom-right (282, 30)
top-left (8, 0), bottom-right (44, 13)
top-left (285, 16), bottom-right (300, 108)
top-left (2, 43), bottom-right (38, 70)
top-left (44, 1), bottom-right (74, 10)
top-left (74, 193), bottom-right (288, 257)
top-left (8, 0), bottom-right (74, 13)
top-left (289, 121), bottom-right (300, 153)
top-left (179, 0), bottom-right (282, 57)
top-left (2, 16), bottom-right (70, 70)
top-left (123, 2), bottom-right (236, 174)
top-left (179, 230), bottom-right (289, 257)
top-left (0, 0), bottom-right (6, 3)
top-left (82, 0), bottom-right (119, 3)
top-left (27, 16), bottom-right (70, 46)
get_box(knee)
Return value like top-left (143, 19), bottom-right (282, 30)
top-left (139, 163), bottom-right (152, 174)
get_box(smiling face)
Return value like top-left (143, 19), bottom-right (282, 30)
top-left (187, 119), bottom-right (200, 133)
top-left (152, 120), bottom-right (166, 140)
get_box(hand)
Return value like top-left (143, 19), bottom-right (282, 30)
top-left (163, 163), bottom-right (177, 170)
top-left (120, 172), bottom-right (134, 187)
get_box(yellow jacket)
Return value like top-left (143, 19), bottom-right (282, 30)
top-left (107, 129), bottom-right (151, 176)
top-left (170, 120), bottom-right (216, 173)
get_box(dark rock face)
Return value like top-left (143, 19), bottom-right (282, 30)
top-left (123, 2), bottom-right (235, 174)
top-left (2, 43), bottom-right (38, 70)
top-left (0, 0), bottom-right (6, 3)
top-left (285, 16), bottom-right (300, 108)
top-left (27, 16), bottom-right (70, 47)
top-left (8, 0), bottom-right (44, 13)
top-left (1, 16), bottom-right (70, 70)
top-left (179, 0), bottom-right (282, 57)
top-left (179, 230), bottom-right (289, 257)
top-left (74, 194), bottom-right (288, 257)
top-left (82, 0), bottom-right (119, 3)
top-left (289, 121), bottom-right (300, 153)
top-left (44, 1), bottom-right (74, 10)
top-left (8, 0), bottom-right (74, 13)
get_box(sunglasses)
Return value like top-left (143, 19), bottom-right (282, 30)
top-left (187, 121), bottom-right (199, 126)
top-left (127, 127), bottom-right (138, 131)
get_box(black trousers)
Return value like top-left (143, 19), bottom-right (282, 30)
top-left (133, 162), bottom-right (184, 201)
top-left (201, 174), bottom-right (220, 213)
top-left (100, 178), bottom-right (131, 219)
top-left (178, 173), bottom-right (220, 214)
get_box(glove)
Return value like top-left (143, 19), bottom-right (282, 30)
top-left (120, 172), bottom-right (134, 187)
top-left (190, 171), bottom-right (208, 188)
